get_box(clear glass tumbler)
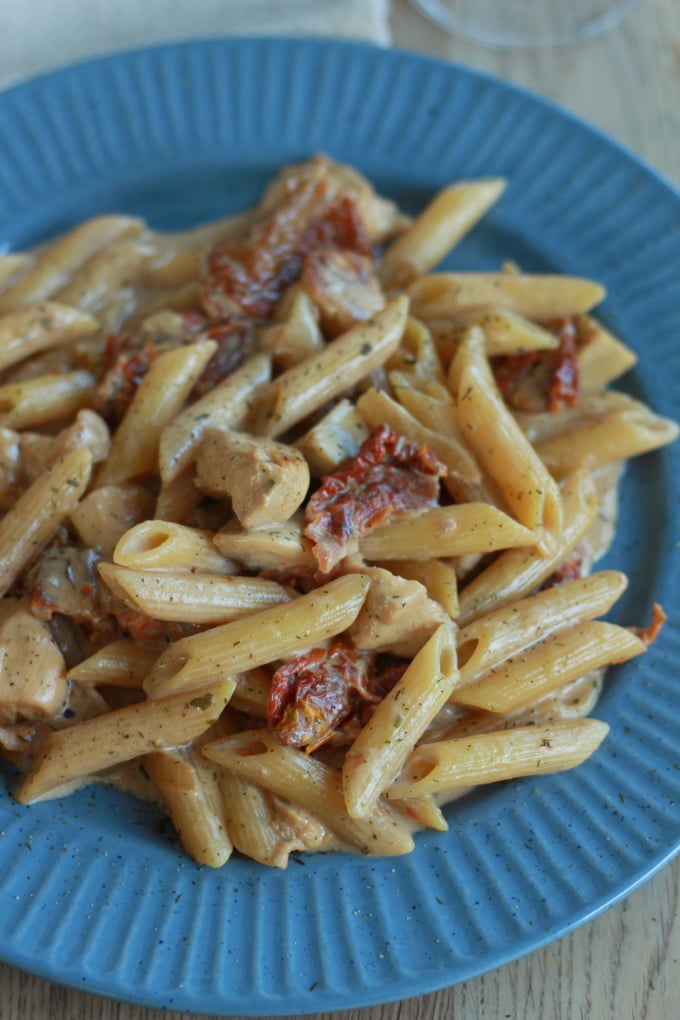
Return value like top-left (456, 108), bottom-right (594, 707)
top-left (408, 0), bottom-right (643, 47)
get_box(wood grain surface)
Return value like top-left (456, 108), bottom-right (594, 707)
top-left (1, 1), bottom-right (678, 1017)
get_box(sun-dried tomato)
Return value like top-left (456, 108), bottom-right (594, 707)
top-left (631, 602), bottom-right (667, 647)
top-left (268, 638), bottom-right (405, 753)
top-left (190, 320), bottom-right (251, 399)
top-left (199, 181), bottom-right (372, 323)
top-left (541, 555), bottom-right (583, 589)
top-left (493, 349), bottom-right (543, 404)
top-left (492, 317), bottom-right (579, 413)
top-left (548, 317), bottom-right (579, 412)
top-left (96, 314), bottom-right (251, 423)
top-left (111, 605), bottom-right (188, 644)
top-left (304, 424), bottom-right (446, 573)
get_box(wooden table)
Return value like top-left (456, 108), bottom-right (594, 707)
top-left (1, 1), bottom-right (678, 1017)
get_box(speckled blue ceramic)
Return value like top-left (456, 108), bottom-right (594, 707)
top-left (0, 38), bottom-right (677, 1016)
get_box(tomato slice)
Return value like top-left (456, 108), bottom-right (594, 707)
top-left (268, 638), bottom-right (406, 753)
top-left (304, 424), bottom-right (446, 573)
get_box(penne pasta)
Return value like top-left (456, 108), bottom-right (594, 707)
top-left (158, 353), bottom-right (271, 483)
top-left (455, 570), bottom-right (627, 686)
top-left (456, 468), bottom-right (599, 624)
top-left (449, 328), bottom-right (562, 547)
top-left (144, 743), bottom-right (233, 869)
top-left (202, 729), bottom-right (415, 856)
top-left (379, 179), bottom-right (506, 288)
top-left (451, 621), bottom-right (645, 713)
top-left (259, 296), bottom-right (409, 438)
top-left (343, 623), bottom-right (459, 817)
top-left (16, 680), bottom-right (235, 803)
top-left (67, 639), bottom-right (158, 688)
top-left (407, 272), bottom-right (606, 321)
top-left (359, 504), bottom-right (536, 561)
top-left (0, 370), bottom-right (95, 430)
top-left (0, 447), bottom-right (92, 599)
top-left (113, 520), bottom-right (236, 575)
top-left (96, 339), bottom-right (217, 486)
top-left (0, 302), bottom-right (97, 373)
top-left (428, 309), bottom-right (559, 363)
top-left (97, 563), bottom-right (292, 624)
top-left (0, 215), bottom-right (145, 312)
top-left (386, 719), bottom-right (610, 800)
top-left (143, 574), bottom-right (370, 698)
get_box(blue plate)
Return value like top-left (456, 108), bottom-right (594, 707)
top-left (0, 38), bottom-right (678, 1016)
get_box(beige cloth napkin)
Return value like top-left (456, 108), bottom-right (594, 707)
top-left (0, 0), bottom-right (391, 90)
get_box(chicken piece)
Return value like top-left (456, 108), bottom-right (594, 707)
top-left (28, 545), bottom-right (117, 645)
top-left (301, 249), bottom-right (385, 337)
top-left (19, 409), bottom-right (110, 486)
top-left (345, 559), bottom-right (449, 658)
top-left (214, 515), bottom-right (316, 573)
top-left (69, 483), bottom-right (155, 556)
top-left (0, 598), bottom-right (67, 724)
top-left (295, 399), bottom-right (370, 478)
top-left (196, 429), bottom-right (310, 529)
top-left (259, 155), bottom-right (409, 244)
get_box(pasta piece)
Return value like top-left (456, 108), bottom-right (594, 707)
top-left (0, 447), bottom-right (92, 599)
top-left (54, 240), bottom-right (154, 317)
top-left (69, 484), bottom-right (155, 556)
top-left (96, 340), bottom-right (217, 486)
top-left (388, 558), bottom-right (459, 619)
top-left (143, 574), bottom-right (370, 698)
top-left (195, 430), bottom-right (310, 528)
top-left (229, 668), bottom-right (272, 716)
top-left (113, 520), bottom-right (235, 575)
top-left (0, 370), bottom-right (95, 430)
top-left (16, 680), bottom-right (235, 803)
top-left (451, 621), bottom-right (645, 713)
top-left (359, 504), bottom-right (536, 562)
top-left (98, 563), bottom-right (291, 625)
top-left (534, 403), bottom-right (679, 476)
top-left (144, 248), bottom-right (200, 289)
top-left (574, 314), bottom-right (638, 390)
top-left (258, 284), bottom-right (325, 369)
top-left (217, 768), bottom-right (297, 868)
top-left (457, 468), bottom-right (599, 623)
top-left (154, 469), bottom-right (201, 524)
top-left (0, 302), bottom-right (96, 373)
top-left (429, 310), bottom-right (559, 364)
top-left (385, 317), bottom-right (445, 383)
top-left (379, 179), bottom-right (506, 288)
top-left (408, 272), bottom-right (605, 321)
top-left (449, 328), bottom-right (562, 547)
top-left (0, 215), bottom-right (145, 311)
top-left (0, 254), bottom-right (31, 293)
top-left (456, 570), bottom-right (627, 686)
top-left (158, 353), bottom-right (271, 483)
top-left (145, 743), bottom-right (233, 868)
top-left (386, 719), bottom-right (610, 800)
top-left (202, 729), bottom-right (415, 856)
top-left (355, 387), bottom-right (483, 502)
top-left (343, 622), bottom-right (459, 818)
top-left (259, 296), bottom-right (409, 438)
top-left (67, 639), bottom-right (158, 688)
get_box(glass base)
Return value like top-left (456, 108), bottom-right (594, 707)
top-left (409, 0), bottom-right (642, 48)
